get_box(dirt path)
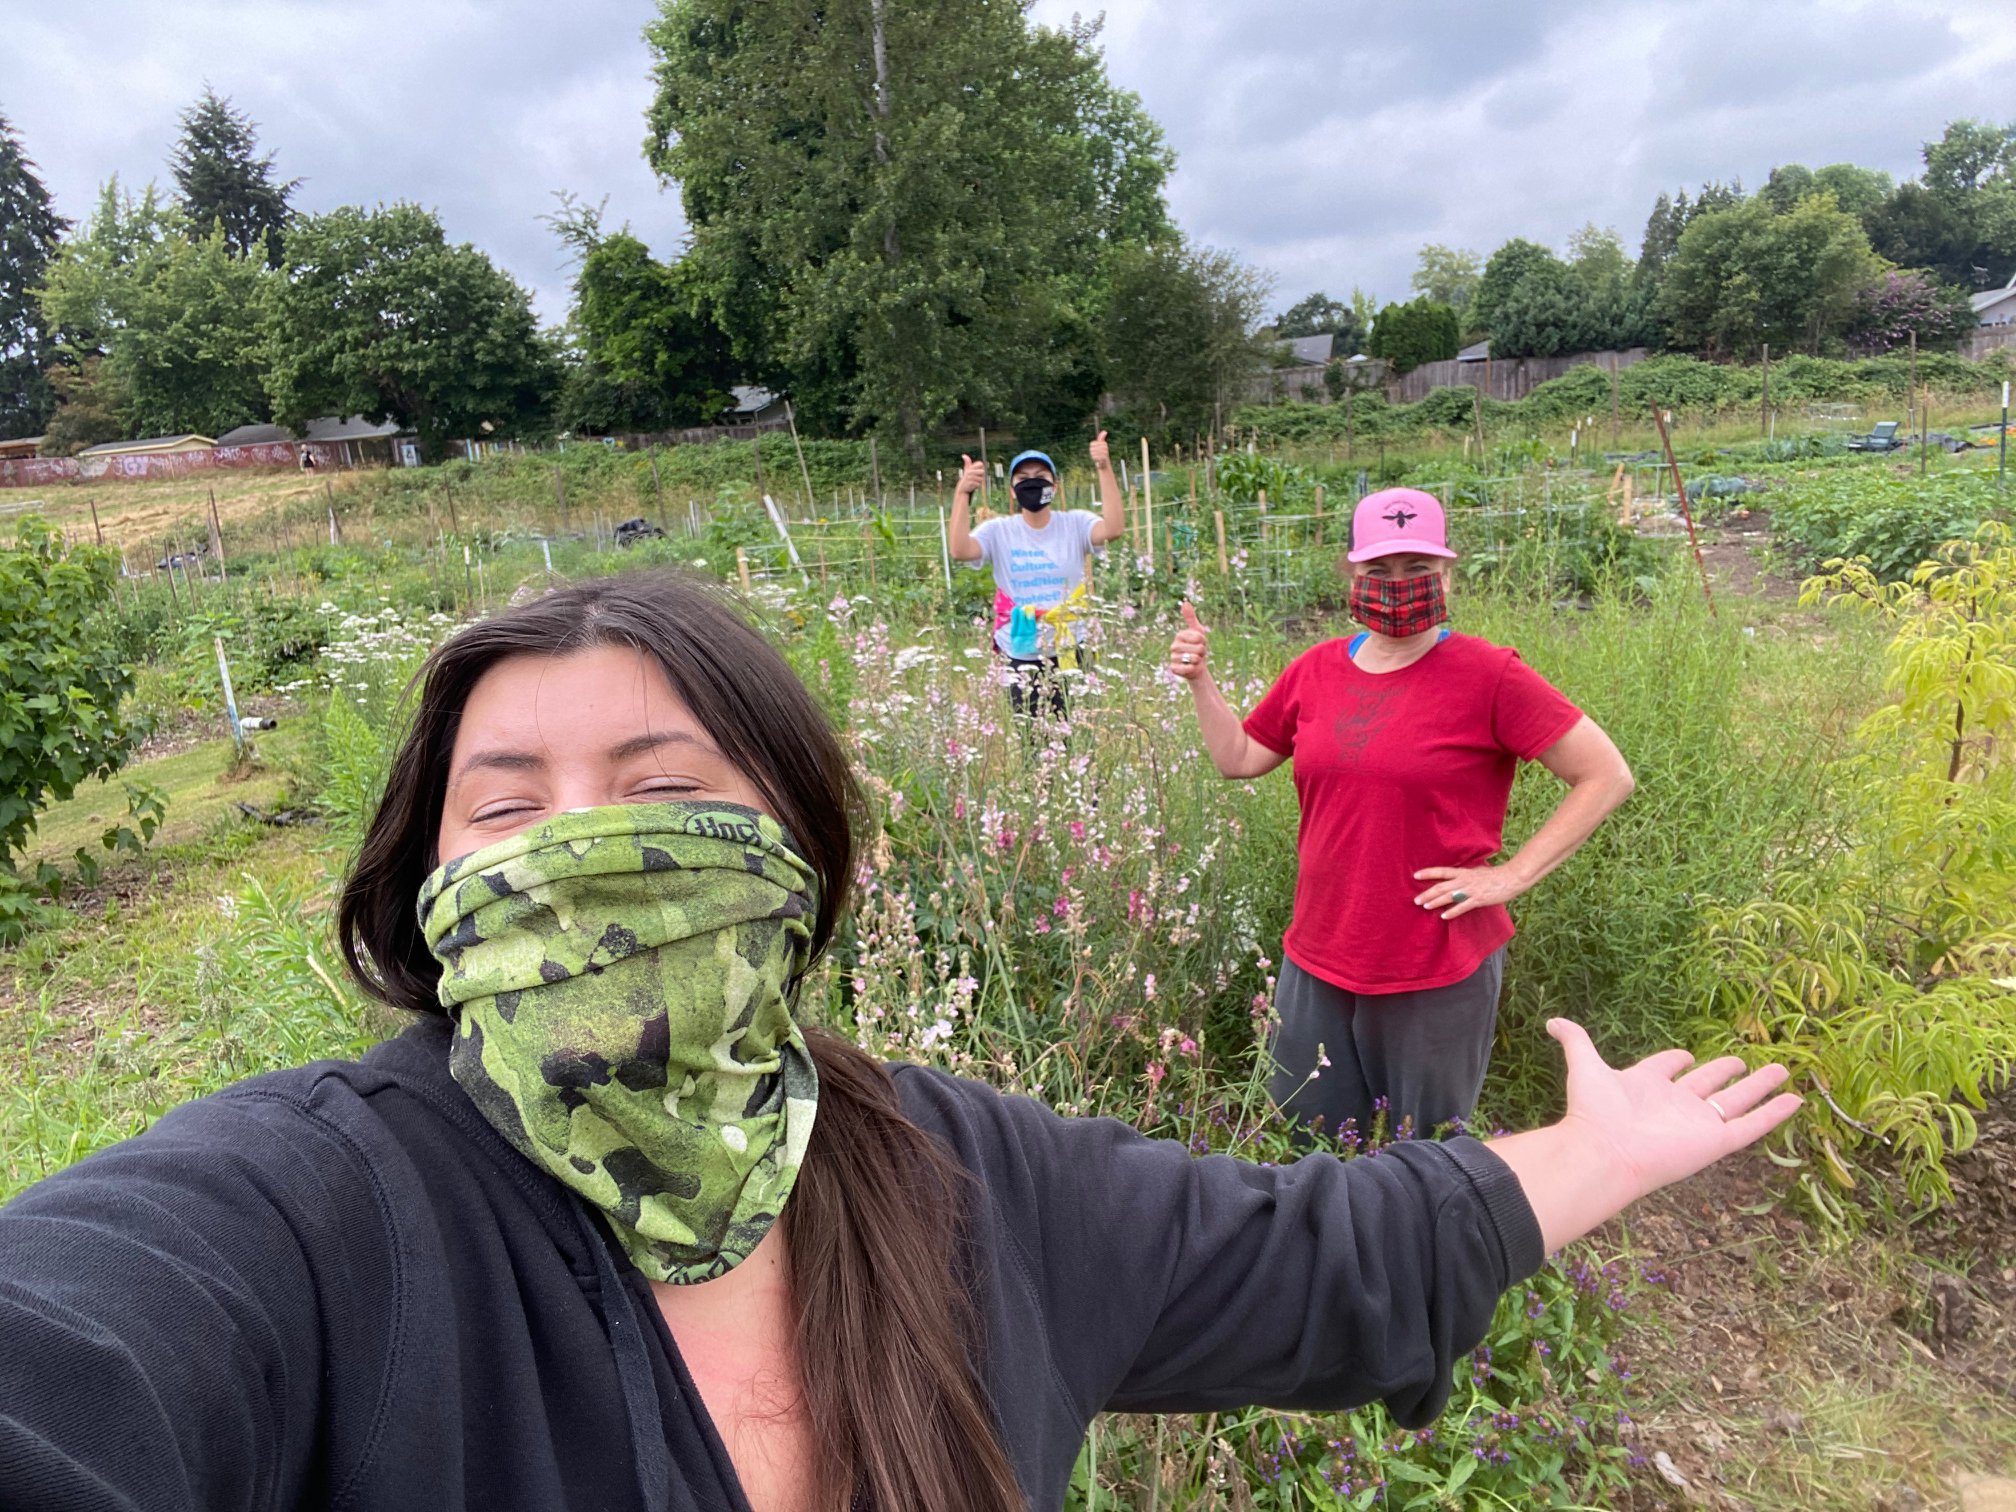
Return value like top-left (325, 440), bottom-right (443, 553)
top-left (1615, 1091), bottom-right (2016, 1510)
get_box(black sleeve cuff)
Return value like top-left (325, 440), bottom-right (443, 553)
top-left (1438, 1137), bottom-right (1546, 1284)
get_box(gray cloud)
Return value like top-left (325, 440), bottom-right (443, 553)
top-left (5, 0), bottom-right (2014, 334)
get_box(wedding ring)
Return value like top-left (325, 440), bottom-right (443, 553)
top-left (1180, 654), bottom-right (1194, 664)
top-left (1707, 1096), bottom-right (1728, 1121)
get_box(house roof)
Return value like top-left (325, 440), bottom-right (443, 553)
top-left (78, 434), bottom-right (216, 456)
top-left (217, 423), bottom-right (296, 445)
top-left (1456, 340), bottom-right (1492, 362)
top-left (728, 385), bottom-right (780, 416)
top-left (0, 434), bottom-right (44, 455)
top-left (302, 415), bottom-right (403, 442)
top-left (1278, 333), bottom-right (1336, 366)
top-left (1970, 280), bottom-right (2016, 316)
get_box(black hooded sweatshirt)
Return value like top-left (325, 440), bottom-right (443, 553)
top-left (0, 1016), bottom-right (1542, 1511)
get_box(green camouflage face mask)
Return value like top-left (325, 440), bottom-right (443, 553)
top-left (418, 801), bottom-right (819, 1284)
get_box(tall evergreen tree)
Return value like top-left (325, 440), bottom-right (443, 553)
top-left (0, 111), bottom-right (69, 439)
top-left (169, 87), bottom-right (297, 266)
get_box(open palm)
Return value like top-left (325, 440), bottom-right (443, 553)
top-left (1552, 1019), bottom-right (1801, 1198)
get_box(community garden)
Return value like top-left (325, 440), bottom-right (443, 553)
top-left (2, 399), bottom-right (2014, 1510)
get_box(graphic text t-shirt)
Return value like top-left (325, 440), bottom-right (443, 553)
top-left (970, 511), bottom-right (1101, 655)
top-left (1242, 633), bottom-right (1583, 994)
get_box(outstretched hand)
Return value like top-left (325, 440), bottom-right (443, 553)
top-left (1552, 1019), bottom-right (1799, 1197)
top-left (1169, 601), bottom-right (1210, 682)
top-left (1487, 1020), bottom-right (1802, 1254)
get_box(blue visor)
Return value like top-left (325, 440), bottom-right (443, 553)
top-left (1007, 450), bottom-right (1057, 479)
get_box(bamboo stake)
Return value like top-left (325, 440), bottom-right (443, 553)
top-left (1140, 436), bottom-right (1154, 572)
top-left (785, 401), bottom-right (816, 515)
top-left (1215, 510), bottom-right (1228, 575)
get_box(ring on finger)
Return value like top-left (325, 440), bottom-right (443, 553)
top-left (1449, 889), bottom-right (1468, 904)
top-left (1706, 1096), bottom-right (1728, 1121)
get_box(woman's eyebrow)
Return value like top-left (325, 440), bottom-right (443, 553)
top-left (609, 731), bottom-right (718, 762)
top-left (452, 749), bottom-right (545, 780)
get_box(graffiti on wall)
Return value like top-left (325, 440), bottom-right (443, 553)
top-left (0, 441), bottom-right (359, 489)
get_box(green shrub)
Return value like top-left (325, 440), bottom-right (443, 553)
top-left (1767, 472), bottom-right (1998, 579)
top-left (0, 519), bottom-right (161, 936)
top-left (1689, 529), bottom-right (2016, 1219)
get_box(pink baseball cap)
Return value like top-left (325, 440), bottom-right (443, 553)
top-left (1347, 487), bottom-right (1458, 562)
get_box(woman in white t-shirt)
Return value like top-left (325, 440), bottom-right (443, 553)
top-left (948, 434), bottom-right (1126, 719)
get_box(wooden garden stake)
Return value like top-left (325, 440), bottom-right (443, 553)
top-left (1214, 510), bottom-right (1228, 575)
top-left (1140, 436), bottom-right (1154, 572)
top-left (1258, 488), bottom-right (1269, 547)
top-left (444, 483), bottom-right (461, 537)
top-left (869, 437), bottom-right (882, 500)
top-left (785, 400), bottom-right (816, 515)
top-left (736, 547), bottom-right (751, 595)
top-left (208, 490), bottom-right (227, 576)
top-left (650, 450), bottom-right (667, 533)
top-left (88, 497), bottom-right (104, 546)
top-left (326, 481), bottom-right (343, 544)
top-left (1651, 405), bottom-right (1714, 617)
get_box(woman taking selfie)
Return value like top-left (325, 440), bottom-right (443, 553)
top-left (0, 571), bottom-right (1786, 1512)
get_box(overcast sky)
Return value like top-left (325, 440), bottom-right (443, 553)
top-left (6, 1), bottom-right (2015, 327)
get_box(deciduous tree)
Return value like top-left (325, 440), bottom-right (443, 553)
top-left (1410, 244), bottom-right (1482, 317)
top-left (268, 204), bottom-right (560, 459)
top-left (644, 1), bottom-right (1174, 460)
top-left (39, 180), bottom-right (272, 439)
top-left (1098, 240), bottom-right (1266, 443)
top-left (1657, 193), bottom-right (1885, 358)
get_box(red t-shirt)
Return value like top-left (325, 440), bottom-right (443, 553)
top-left (1242, 633), bottom-right (1583, 995)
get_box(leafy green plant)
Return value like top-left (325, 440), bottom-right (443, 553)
top-left (1767, 471), bottom-right (1995, 579)
top-left (0, 519), bottom-right (160, 937)
top-left (1690, 527), bottom-right (2016, 1217)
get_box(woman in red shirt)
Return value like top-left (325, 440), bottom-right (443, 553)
top-left (1169, 488), bottom-right (1636, 1142)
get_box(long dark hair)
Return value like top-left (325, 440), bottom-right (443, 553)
top-left (339, 570), bottom-right (1025, 1512)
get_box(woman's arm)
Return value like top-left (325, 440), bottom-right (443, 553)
top-left (942, 1020), bottom-right (1795, 1427)
top-left (1087, 431), bottom-right (1126, 546)
top-left (1169, 602), bottom-right (1287, 780)
top-left (1413, 716), bottom-right (1632, 919)
top-left (1486, 1019), bottom-right (1799, 1254)
top-left (948, 454), bottom-right (985, 562)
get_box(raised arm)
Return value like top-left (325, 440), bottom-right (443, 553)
top-left (948, 454), bottom-right (986, 562)
top-left (1169, 601), bottom-right (1286, 779)
top-left (1087, 430), bottom-right (1125, 546)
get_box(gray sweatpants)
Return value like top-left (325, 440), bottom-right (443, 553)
top-left (1268, 947), bottom-right (1506, 1142)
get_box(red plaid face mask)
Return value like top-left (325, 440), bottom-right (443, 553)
top-left (1350, 572), bottom-right (1448, 637)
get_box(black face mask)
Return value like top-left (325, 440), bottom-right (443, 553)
top-left (1012, 477), bottom-right (1055, 512)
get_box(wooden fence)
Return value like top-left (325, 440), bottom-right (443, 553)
top-left (1960, 327), bottom-right (2016, 363)
top-left (1386, 348), bottom-right (1650, 404)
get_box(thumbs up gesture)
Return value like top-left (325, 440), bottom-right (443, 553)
top-left (1089, 429), bottom-right (1112, 469)
top-left (955, 454), bottom-right (987, 501)
top-left (1169, 601), bottom-right (1211, 682)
